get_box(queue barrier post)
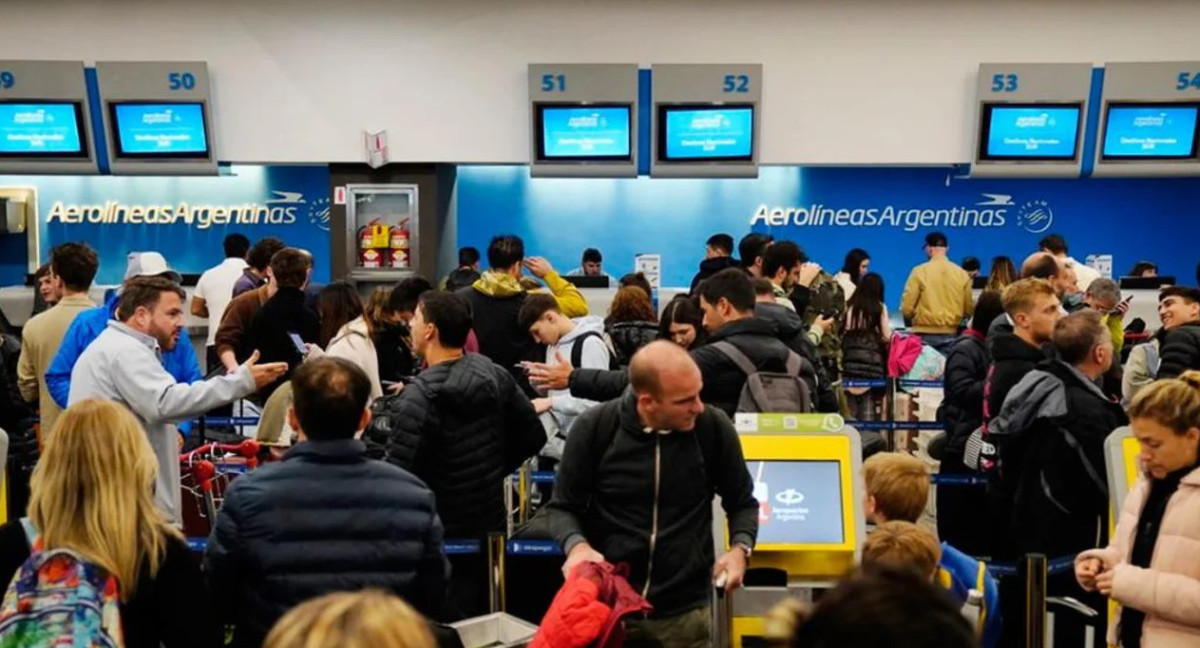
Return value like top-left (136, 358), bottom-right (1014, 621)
top-left (488, 532), bottom-right (507, 613)
top-left (1020, 553), bottom-right (1048, 648)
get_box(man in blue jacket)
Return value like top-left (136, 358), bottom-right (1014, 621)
top-left (45, 252), bottom-right (203, 435)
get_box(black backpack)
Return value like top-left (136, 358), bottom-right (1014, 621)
top-left (570, 330), bottom-right (619, 370)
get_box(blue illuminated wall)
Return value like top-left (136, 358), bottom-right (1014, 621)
top-left (0, 165), bottom-right (330, 286)
top-left (456, 166), bottom-right (1200, 305)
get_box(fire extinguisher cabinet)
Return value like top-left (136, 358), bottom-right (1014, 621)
top-left (344, 184), bottom-right (419, 285)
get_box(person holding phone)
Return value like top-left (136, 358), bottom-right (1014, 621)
top-left (1076, 372), bottom-right (1200, 647)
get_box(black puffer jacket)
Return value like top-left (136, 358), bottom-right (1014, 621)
top-left (457, 285), bottom-right (541, 395)
top-left (1157, 321), bottom-right (1200, 379)
top-left (204, 440), bottom-right (450, 648)
top-left (689, 256), bottom-right (741, 293)
top-left (986, 332), bottom-right (1050, 421)
top-left (754, 303), bottom-right (837, 412)
top-left (940, 330), bottom-right (989, 461)
top-left (606, 321), bottom-right (659, 367)
top-left (841, 329), bottom-right (886, 380)
top-left (366, 354), bottom-right (545, 537)
top-left (571, 318), bottom-right (798, 417)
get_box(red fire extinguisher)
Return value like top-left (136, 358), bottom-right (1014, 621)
top-left (389, 219), bottom-right (410, 268)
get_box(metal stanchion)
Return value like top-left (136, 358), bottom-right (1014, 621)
top-left (488, 532), bottom-right (507, 613)
top-left (1020, 553), bottom-right (1048, 648)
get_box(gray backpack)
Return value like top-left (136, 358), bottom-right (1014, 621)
top-left (713, 341), bottom-right (814, 414)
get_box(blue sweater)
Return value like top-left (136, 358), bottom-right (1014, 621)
top-left (937, 541), bottom-right (1002, 648)
top-left (46, 292), bottom-right (203, 434)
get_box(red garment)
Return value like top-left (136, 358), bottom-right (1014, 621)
top-left (887, 332), bottom-right (924, 377)
top-left (464, 329), bottom-right (479, 354)
top-left (531, 562), bottom-right (653, 648)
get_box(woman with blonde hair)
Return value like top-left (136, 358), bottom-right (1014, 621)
top-left (263, 589), bottom-right (436, 648)
top-left (1076, 372), bottom-right (1200, 647)
top-left (0, 399), bottom-right (219, 647)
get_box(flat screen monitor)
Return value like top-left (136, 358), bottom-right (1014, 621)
top-left (1102, 103), bottom-right (1200, 160)
top-left (535, 104), bottom-right (632, 161)
top-left (747, 460), bottom-right (845, 546)
top-left (0, 102), bottom-right (87, 158)
top-left (109, 102), bottom-right (210, 158)
top-left (564, 275), bottom-right (610, 289)
top-left (979, 103), bottom-right (1081, 160)
top-left (658, 104), bottom-right (754, 162)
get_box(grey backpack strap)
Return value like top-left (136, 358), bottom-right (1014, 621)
top-left (785, 351), bottom-right (803, 377)
top-left (713, 341), bottom-right (758, 376)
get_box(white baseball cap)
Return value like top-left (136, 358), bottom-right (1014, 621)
top-left (125, 252), bottom-right (182, 283)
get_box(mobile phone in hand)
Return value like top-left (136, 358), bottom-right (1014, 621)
top-left (287, 332), bottom-right (307, 356)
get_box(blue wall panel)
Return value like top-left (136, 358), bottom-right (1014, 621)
top-left (457, 165), bottom-right (1200, 306)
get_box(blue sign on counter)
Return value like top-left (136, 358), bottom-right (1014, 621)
top-left (0, 103), bottom-right (85, 156)
top-left (660, 105), bottom-right (754, 161)
top-left (537, 105), bottom-right (631, 160)
top-left (982, 105), bottom-right (1080, 159)
top-left (111, 102), bottom-right (209, 156)
top-left (1103, 104), bottom-right (1200, 159)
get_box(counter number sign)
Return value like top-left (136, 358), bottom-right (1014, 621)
top-left (541, 73), bottom-right (566, 92)
top-left (723, 74), bottom-right (750, 93)
top-left (0, 71), bottom-right (13, 89)
top-left (1176, 72), bottom-right (1200, 90)
top-left (168, 71), bottom-right (197, 91)
top-left (991, 73), bottom-right (1018, 93)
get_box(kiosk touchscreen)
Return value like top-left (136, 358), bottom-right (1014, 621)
top-left (716, 414), bottom-right (864, 648)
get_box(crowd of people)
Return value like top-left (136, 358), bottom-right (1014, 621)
top-left (0, 227), bottom-right (1196, 648)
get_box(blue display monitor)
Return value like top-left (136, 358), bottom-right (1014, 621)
top-left (979, 103), bottom-right (1082, 161)
top-left (748, 460), bottom-right (845, 545)
top-left (535, 104), bottom-right (632, 161)
top-left (109, 102), bottom-right (210, 158)
top-left (1102, 103), bottom-right (1200, 160)
top-left (658, 104), bottom-right (754, 162)
top-left (0, 102), bottom-right (87, 158)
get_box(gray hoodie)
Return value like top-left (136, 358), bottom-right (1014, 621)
top-left (541, 315), bottom-right (610, 459)
top-left (69, 321), bottom-right (256, 523)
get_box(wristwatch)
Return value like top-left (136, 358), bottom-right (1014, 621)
top-left (734, 543), bottom-right (753, 559)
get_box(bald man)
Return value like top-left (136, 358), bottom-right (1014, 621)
top-left (1021, 252), bottom-right (1076, 300)
top-left (544, 342), bottom-right (758, 648)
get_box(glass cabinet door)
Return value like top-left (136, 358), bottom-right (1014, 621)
top-left (345, 184), bottom-right (418, 280)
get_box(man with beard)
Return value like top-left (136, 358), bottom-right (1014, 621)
top-left (69, 276), bottom-right (288, 523)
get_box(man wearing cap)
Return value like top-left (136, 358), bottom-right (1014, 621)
top-left (45, 252), bottom-right (204, 436)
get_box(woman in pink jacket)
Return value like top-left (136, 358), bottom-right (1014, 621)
top-left (1076, 372), bottom-right (1200, 647)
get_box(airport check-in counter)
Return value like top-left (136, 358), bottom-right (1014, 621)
top-left (713, 413), bottom-right (865, 648)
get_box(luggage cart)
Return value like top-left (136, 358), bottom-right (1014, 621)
top-left (179, 440), bottom-right (260, 539)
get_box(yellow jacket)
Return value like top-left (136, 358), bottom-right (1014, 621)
top-left (470, 270), bottom-right (589, 317)
top-left (900, 256), bottom-right (974, 334)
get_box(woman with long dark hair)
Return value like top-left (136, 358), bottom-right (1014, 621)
top-left (834, 248), bottom-right (870, 301)
top-left (841, 273), bottom-right (889, 420)
top-left (606, 287), bottom-right (659, 366)
top-left (659, 295), bottom-right (706, 350)
top-left (316, 282), bottom-right (364, 349)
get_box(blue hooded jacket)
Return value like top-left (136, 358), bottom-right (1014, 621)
top-left (45, 291), bottom-right (203, 435)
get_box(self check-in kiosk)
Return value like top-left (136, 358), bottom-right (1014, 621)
top-left (714, 413), bottom-right (865, 648)
top-left (1105, 426), bottom-right (1141, 515)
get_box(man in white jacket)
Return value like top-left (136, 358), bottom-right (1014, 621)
top-left (69, 276), bottom-right (288, 523)
top-left (518, 293), bottom-right (612, 459)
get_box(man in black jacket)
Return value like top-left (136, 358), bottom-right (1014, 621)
top-left (688, 233), bottom-right (739, 293)
top-left (531, 268), bottom-right (802, 417)
top-left (546, 341), bottom-right (758, 647)
top-left (244, 248), bottom-right (319, 402)
top-left (367, 291), bottom-right (545, 615)
top-left (990, 311), bottom-right (1125, 647)
top-left (205, 357), bottom-right (449, 648)
top-left (1155, 286), bottom-right (1200, 379)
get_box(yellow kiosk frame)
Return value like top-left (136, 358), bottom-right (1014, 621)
top-left (1105, 426), bottom-right (1140, 514)
top-left (714, 414), bottom-right (865, 647)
